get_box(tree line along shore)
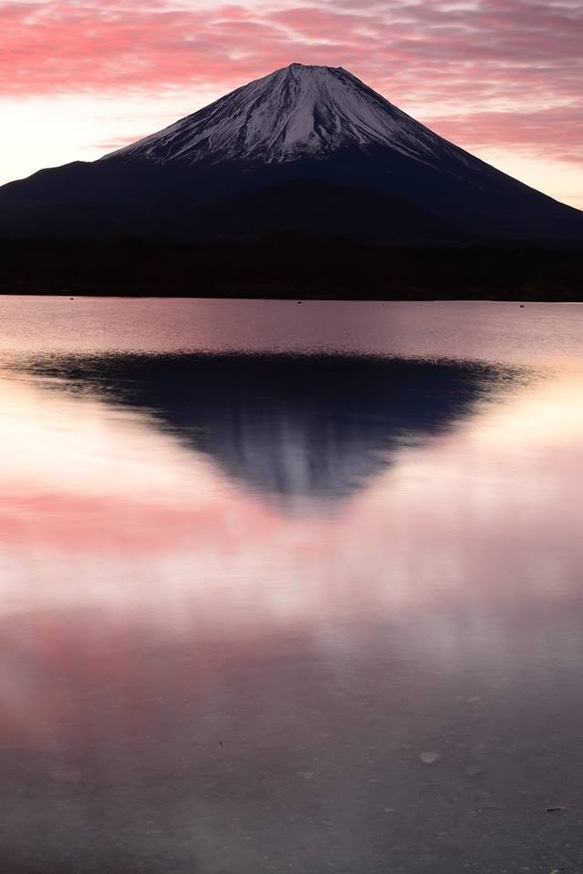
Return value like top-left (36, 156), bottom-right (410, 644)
top-left (1, 236), bottom-right (581, 301)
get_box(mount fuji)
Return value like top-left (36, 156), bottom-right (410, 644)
top-left (0, 63), bottom-right (581, 245)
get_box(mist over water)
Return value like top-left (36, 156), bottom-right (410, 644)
top-left (1, 297), bottom-right (583, 874)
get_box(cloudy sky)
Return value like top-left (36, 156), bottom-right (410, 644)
top-left (1, 0), bottom-right (582, 207)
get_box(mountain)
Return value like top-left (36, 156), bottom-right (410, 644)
top-left (0, 63), bottom-right (581, 246)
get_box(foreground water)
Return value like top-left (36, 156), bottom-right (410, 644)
top-left (1, 297), bottom-right (582, 874)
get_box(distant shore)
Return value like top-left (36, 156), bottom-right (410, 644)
top-left (1, 237), bottom-right (582, 301)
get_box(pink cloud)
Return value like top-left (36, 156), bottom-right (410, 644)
top-left (427, 105), bottom-right (583, 165)
top-left (1, 0), bottom-right (581, 167)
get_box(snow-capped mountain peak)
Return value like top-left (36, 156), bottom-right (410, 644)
top-left (102, 63), bottom-right (443, 165)
top-left (3, 62), bottom-right (580, 247)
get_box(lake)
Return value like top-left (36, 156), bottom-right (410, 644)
top-left (1, 296), bottom-right (582, 874)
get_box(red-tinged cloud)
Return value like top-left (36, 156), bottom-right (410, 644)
top-left (427, 106), bottom-right (583, 165)
top-left (1, 0), bottom-right (582, 166)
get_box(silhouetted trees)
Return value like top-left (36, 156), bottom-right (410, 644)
top-left (0, 235), bottom-right (581, 300)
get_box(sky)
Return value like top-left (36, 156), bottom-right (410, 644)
top-left (1, 0), bottom-right (582, 208)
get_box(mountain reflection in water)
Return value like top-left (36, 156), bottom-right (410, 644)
top-left (1, 311), bottom-right (583, 874)
top-left (14, 352), bottom-right (522, 505)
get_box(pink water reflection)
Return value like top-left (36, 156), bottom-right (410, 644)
top-left (0, 356), bottom-right (582, 681)
top-left (1, 300), bottom-right (583, 873)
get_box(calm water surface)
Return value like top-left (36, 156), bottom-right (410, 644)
top-left (1, 297), bottom-right (583, 873)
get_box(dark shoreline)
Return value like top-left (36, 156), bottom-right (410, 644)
top-left (2, 237), bottom-right (582, 301)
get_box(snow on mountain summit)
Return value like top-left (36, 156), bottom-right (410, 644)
top-left (102, 63), bottom-right (445, 165)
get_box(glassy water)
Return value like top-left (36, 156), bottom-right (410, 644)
top-left (1, 297), bottom-right (583, 874)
